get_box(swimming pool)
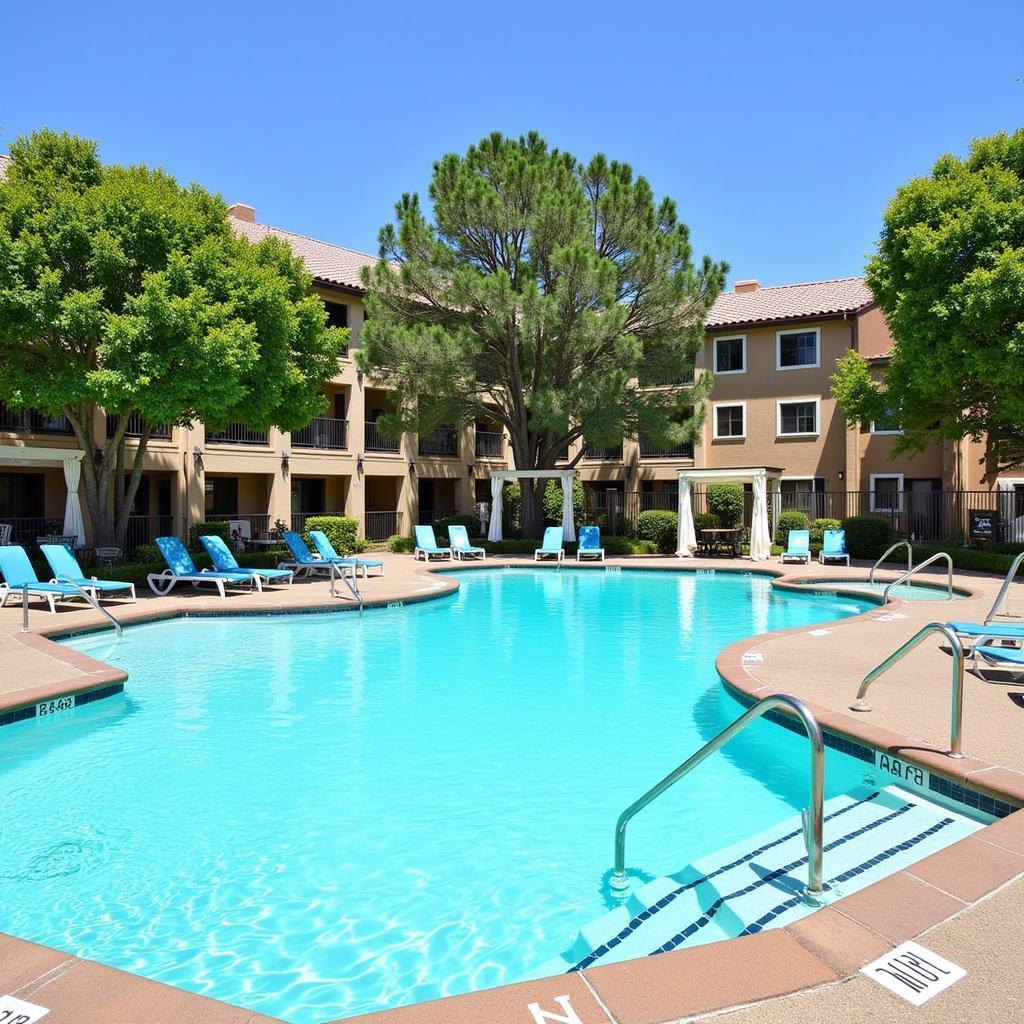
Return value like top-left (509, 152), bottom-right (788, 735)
top-left (0, 570), bottom-right (979, 1020)
top-left (789, 577), bottom-right (968, 602)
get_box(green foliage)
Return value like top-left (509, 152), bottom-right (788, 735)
top-left (188, 520), bottom-right (232, 551)
top-left (636, 509), bottom-right (678, 553)
top-left (809, 518), bottom-right (842, 547)
top-left (479, 539), bottom-right (544, 554)
top-left (132, 543), bottom-right (159, 563)
top-left (387, 534), bottom-right (416, 553)
top-left (776, 510), bottom-right (809, 548)
top-left (358, 131), bottom-right (727, 532)
top-left (541, 478), bottom-right (586, 525)
top-left (840, 514), bottom-right (895, 558)
top-left (693, 511), bottom-right (721, 533)
top-left (303, 515), bottom-right (359, 556)
top-left (706, 483), bottom-right (744, 528)
top-left (905, 544), bottom-right (1016, 576)
top-left (433, 513), bottom-right (480, 537)
top-left (832, 127), bottom-right (1024, 472)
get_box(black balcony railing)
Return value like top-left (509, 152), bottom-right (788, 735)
top-left (364, 421), bottom-right (400, 453)
top-left (205, 423), bottom-right (269, 446)
top-left (418, 428), bottom-right (459, 458)
top-left (641, 368), bottom-right (697, 387)
top-left (106, 413), bottom-right (172, 439)
top-left (639, 439), bottom-right (694, 459)
top-left (0, 402), bottom-right (73, 435)
top-left (474, 431), bottom-right (504, 458)
top-left (291, 417), bottom-right (348, 450)
top-left (365, 510), bottom-right (402, 541)
top-left (583, 444), bottom-right (623, 461)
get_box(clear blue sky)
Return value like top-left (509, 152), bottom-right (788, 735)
top-left (2, 0), bottom-right (1022, 286)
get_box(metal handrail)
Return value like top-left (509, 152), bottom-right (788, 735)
top-left (869, 540), bottom-right (913, 584)
top-left (882, 551), bottom-right (953, 603)
top-left (851, 621), bottom-right (964, 758)
top-left (611, 694), bottom-right (825, 903)
top-left (57, 574), bottom-right (123, 638)
top-left (328, 560), bottom-right (363, 614)
top-left (985, 551), bottom-right (1024, 624)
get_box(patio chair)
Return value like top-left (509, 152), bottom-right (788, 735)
top-left (448, 525), bottom-right (485, 561)
top-left (534, 526), bottom-right (565, 563)
top-left (576, 525), bottom-right (604, 562)
top-left (819, 529), bottom-right (850, 566)
top-left (40, 544), bottom-right (136, 602)
top-left (308, 530), bottom-right (384, 577)
top-left (413, 525), bottom-right (452, 561)
top-left (200, 534), bottom-right (294, 589)
top-left (278, 531), bottom-right (360, 579)
top-left (0, 545), bottom-right (84, 613)
top-left (780, 529), bottom-right (811, 564)
top-left (147, 536), bottom-right (258, 597)
top-left (945, 620), bottom-right (1024, 683)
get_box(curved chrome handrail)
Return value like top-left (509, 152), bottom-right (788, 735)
top-left (851, 621), bottom-right (964, 757)
top-left (611, 694), bottom-right (825, 903)
top-left (57, 574), bottom-right (123, 638)
top-left (328, 560), bottom-right (364, 614)
top-left (869, 540), bottom-right (913, 584)
top-left (882, 551), bottom-right (953, 603)
top-left (985, 551), bottom-right (1024, 624)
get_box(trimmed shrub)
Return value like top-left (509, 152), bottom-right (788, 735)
top-left (303, 515), bottom-right (359, 556)
top-left (132, 543), bottom-right (159, 563)
top-left (542, 478), bottom-right (586, 525)
top-left (776, 510), bottom-right (809, 549)
top-left (480, 538), bottom-right (543, 554)
top-left (809, 517), bottom-right (842, 547)
top-left (706, 483), bottom-right (744, 529)
top-left (387, 534), bottom-right (415, 553)
top-left (188, 520), bottom-right (232, 550)
top-left (637, 508), bottom-right (678, 554)
top-left (693, 511), bottom-right (721, 533)
top-left (434, 513), bottom-right (481, 538)
top-left (840, 514), bottom-right (895, 559)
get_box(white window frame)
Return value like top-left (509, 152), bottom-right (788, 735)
top-left (870, 473), bottom-right (904, 512)
top-left (776, 397), bottom-right (820, 437)
top-left (712, 334), bottom-right (747, 375)
top-left (712, 401), bottom-right (746, 440)
top-left (776, 327), bottom-right (820, 371)
top-left (869, 415), bottom-right (903, 435)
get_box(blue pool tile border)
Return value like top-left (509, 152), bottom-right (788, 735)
top-left (0, 681), bottom-right (124, 729)
top-left (928, 774), bottom-right (1016, 820)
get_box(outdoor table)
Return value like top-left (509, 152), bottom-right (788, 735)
top-left (698, 527), bottom-right (741, 557)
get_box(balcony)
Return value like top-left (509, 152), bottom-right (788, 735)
top-left (106, 413), bottom-right (172, 440)
top-left (0, 401), bottom-right (73, 435)
top-left (583, 444), bottom-right (623, 461)
top-left (364, 421), bottom-right (400, 453)
top-left (639, 439), bottom-right (694, 459)
top-left (291, 417), bottom-right (348, 451)
top-left (205, 423), bottom-right (269, 446)
top-left (474, 430), bottom-right (504, 459)
top-left (418, 427), bottom-right (459, 458)
top-left (641, 368), bottom-right (696, 387)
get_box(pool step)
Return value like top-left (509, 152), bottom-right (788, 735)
top-left (540, 785), bottom-right (982, 976)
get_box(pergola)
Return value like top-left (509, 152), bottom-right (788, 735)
top-left (487, 469), bottom-right (579, 543)
top-left (676, 466), bottom-right (784, 561)
top-left (1, 446), bottom-right (86, 546)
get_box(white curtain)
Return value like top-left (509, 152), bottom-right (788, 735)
top-left (749, 472), bottom-right (771, 561)
top-left (676, 478), bottom-right (697, 557)
top-left (62, 456), bottom-right (86, 548)
top-left (488, 476), bottom-right (505, 541)
top-left (560, 473), bottom-right (576, 542)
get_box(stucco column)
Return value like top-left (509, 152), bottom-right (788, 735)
top-left (267, 427), bottom-right (292, 533)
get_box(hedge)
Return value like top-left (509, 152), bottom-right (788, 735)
top-left (839, 514), bottom-right (895, 559)
top-left (188, 520), bottom-right (232, 550)
top-left (693, 511), bottom-right (720, 533)
top-left (433, 513), bottom-right (481, 538)
top-left (387, 534), bottom-right (415, 553)
top-left (636, 509), bottom-right (678, 554)
top-left (776, 510), bottom-right (809, 548)
top-left (542, 478), bottom-right (586, 525)
top-left (809, 517), bottom-right (842, 546)
top-left (706, 483), bottom-right (744, 529)
top-left (302, 515), bottom-right (359, 556)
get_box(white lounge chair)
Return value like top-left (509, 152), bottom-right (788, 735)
top-left (448, 525), bottom-right (485, 560)
top-left (414, 525), bottom-right (452, 561)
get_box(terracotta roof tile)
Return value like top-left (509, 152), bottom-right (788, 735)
top-left (707, 276), bottom-right (874, 328)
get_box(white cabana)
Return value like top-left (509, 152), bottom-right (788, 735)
top-left (676, 467), bottom-right (784, 562)
top-left (0, 446), bottom-right (86, 547)
top-left (486, 469), bottom-right (578, 542)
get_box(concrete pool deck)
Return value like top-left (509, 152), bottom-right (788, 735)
top-left (1, 553), bottom-right (1023, 1022)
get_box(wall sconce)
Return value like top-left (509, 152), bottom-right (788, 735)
top-left (408, 460), bottom-right (417, 476)
top-left (192, 446), bottom-right (203, 471)
top-left (837, 470), bottom-right (845, 482)
top-left (356, 368), bottom-right (364, 386)
top-left (281, 451), bottom-right (290, 472)
top-left (467, 463), bottom-right (475, 477)
top-left (624, 464), bottom-right (633, 481)
top-left (356, 454), bottom-right (364, 473)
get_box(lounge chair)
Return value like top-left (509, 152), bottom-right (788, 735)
top-left (780, 529), bottom-right (811, 564)
top-left (973, 643), bottom-right (1024, 682)
top-left (819, 529), bottom-right (849, 566)
top-left (946, 620), bottom-right (1024, 682)
top-left (147, 536), bottom-right (258, 597)
top-left (576, 525), bottom-right (604, 562)
top-left (534, 526), bottom-right (565, 563)
top-left (414, 525), bottom-right (452, 561)
top-left (308, 530), bottom-right (384, 577)
top-left (278, 531), bottom-right (361, 579)
top-left (200, 535), bottom-right (294, 589)
top-left (448, 525), bottom-right (485, 561)
top-left (0, 545), bottom-right (84, 613)
top-left (40, 544), bottom-right (136, 602)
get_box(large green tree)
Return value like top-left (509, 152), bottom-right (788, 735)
top-left (359, 132), bottom-right (727, 534)
top-left (0, 129), bottom-right (346, 546)
top-left (832, 127), bottom-right (1024, 476)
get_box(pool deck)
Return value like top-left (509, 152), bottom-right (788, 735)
top-left (2, 553), bottom-right (1024, 1023)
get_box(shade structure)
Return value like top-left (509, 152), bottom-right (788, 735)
top-left (486, 469), bottom-right (579, 543)
top-left (62, 456), bottom-right (86, 547)
top-left (488, 476), bottom-right (505, 541)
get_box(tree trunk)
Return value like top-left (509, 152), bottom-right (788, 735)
top-left (520, 478), bottom-right (545, 539)
top-left (64, 404), bottom-right (128, 548)
top-left (114, 426), bottom-right (151, 551)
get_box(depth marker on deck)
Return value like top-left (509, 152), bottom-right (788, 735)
top-left (860, 941), bottom-right (965, 1005)
top-left (0, 995), bottom-right (50, 1022)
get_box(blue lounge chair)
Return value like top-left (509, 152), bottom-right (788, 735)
top-left (147, 536), bottom-right (258, 597)
top-left (946, 620), bottom-right (1024, 682)
top-left (576, 525), bottom-right (604, 562)
top-left (534, 526), bottom-right (565, 563)
top-left (0, 545), bottom-right (84, 613)
top-left (414, 525), bottom-right (452, 561)
top-left (819, 529), bottom-right (849, 566)
top-left (279, 531), bottom-right (360, 579)
top-left (780, 529), bottom-right (811, 565)
top-left (41, 544), bottom-right (136, 602)
top-left (200, 535), bottom-right (294, 589)
top-left (448, 525), bottom-right (485, 561)
top-left (308, 530), bottom-right (384, 577)
top-left (973, 643), bottom-right (1024, 681)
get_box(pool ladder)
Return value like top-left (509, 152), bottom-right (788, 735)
top-left (610, 694), bottom-right (826, 905)
top-left (869, 542), bottom-right (954, 601)
top-left (57, 575), bottom-right (123, 638)
top-left (984, 551), bottom-right (1024, 623)
top-left (328, 560), bottom-right (364, 614)
top-left (869, 541), bottom-right (913, 584)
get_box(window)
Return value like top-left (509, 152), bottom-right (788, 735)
top-left (777, 399), bottom-right (819, 436)
top-left (870, 474), bottom-right (904, 512)
top-left (776, 329), bottom-right (819, 370)
top-left (780, 478), bottom-right (814, 516)
top-left (204, 476), bottom-right (238, 516)
top-left (323, 301), bottom-right (350, 357)
top-left (713, 335), bottom-right (746, 374)
top-left (713, 402), bottom-right (746, 439)
top-left (870, 407), bottom-right (903, 434)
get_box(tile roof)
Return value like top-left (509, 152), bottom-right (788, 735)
top-left (230, 217), bottom-right (376, 292)
top-left (707, 276), bottom-right (874, 328)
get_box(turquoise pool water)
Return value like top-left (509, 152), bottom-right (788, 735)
top-left (792, 578), bottom-right (967, 602)
top-left (2, 571), bottom-right (890, 1020)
